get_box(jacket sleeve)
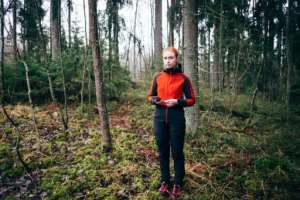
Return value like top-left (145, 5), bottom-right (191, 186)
top-left (177, 76), bottom-right (196, 107)
top-left (147, 74), bottom-right (161, 105)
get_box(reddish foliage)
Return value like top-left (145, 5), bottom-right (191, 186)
top-left (44, 103), bottom-right (59, 111)
top-left (136, 147), bottom-right (159, 162)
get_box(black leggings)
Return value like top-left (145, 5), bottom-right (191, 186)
top-left (154, 117), bottom-right (186, 186)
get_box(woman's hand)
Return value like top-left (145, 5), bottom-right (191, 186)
top-left (164, 99), bottom-right (178, 107)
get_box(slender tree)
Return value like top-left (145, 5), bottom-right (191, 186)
top-left (133, 0), bottom-right (139, 78)
top-left (50, 0), bottom-right (61, 60)
top-left (154, 0), bottom-right (162, 71)
top-left (88, 0), bottom-right (112, 152)
top-left (168, 0), bottom-right (175, 46)
top-left (0, 0), bottom-right (3, 99)
top-left (112, 1), bottom-right (120, 65)
top-left (22, 61), bottom-right (40, 149)
top-left (286, 0), bottom-right (291, 119)
top-left (183, 0), bottom-right (199, 134)
top-left (150, 0), bottom-right (154, 70)
top-left (66, 0), bottom-right (73, 49)
top-left (51, 0), bottom-right (69, 130)
top-left (218, 0), bottom-right (223, 91)
top-left (12, 0), bottom-right (18, 61)
top-left (80, 0), bottom-right (89, 107)
top-left (106, 0), bottom-right (123, 81)
top-left (211, 0), bottom-right (221, 91)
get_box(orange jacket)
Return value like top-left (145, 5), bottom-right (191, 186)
top-left (147, 65), bottom-right (196, 107)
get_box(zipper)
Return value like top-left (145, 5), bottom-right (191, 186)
top-left (164, 70), bottom-right (173, 125)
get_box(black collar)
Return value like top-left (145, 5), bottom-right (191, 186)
top-left (163, 63), bottom-right (183, 74)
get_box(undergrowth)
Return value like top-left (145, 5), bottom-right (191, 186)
top-left (0, 82), bottom-right (299, 199)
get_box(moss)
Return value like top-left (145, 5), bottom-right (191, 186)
top-left (4, 196), bottom-right (17, 200)
top-left (2, 84), bottom-right (300, 199)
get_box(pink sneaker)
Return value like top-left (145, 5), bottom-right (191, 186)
top-left (171, 184), bottom-right (182, 199)
top-left (158, 181), bottom-right (170, 196)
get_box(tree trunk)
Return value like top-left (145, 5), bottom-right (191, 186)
top-left (262, 2), bottom-right (269, 101)
top-left (88, 0), bottom-right (112, 152)
top-left (67, 0), bottom-right (72, 49)
top-left (286, 0), bottom-right (291, 119)
top-left (12, 0), bottom-right (17, 61)
top-left (0, 0), bottom-right (3, 100)
top-left (150, 0), bottom-right (154, 71)
top-left (277, 24), bottom-right (282, 100)
top-left (208, 27), bottom-right (211, 87)
top-left (168, 0), bottom-right (175, 46)
top-left (112, 1), bottom-right (119, 66)
top-left (133, 0), bottom-right (139, 79)
top-left (125, 34), bottom-right (131, 71)
top-left (51, 0), bottom-right (68, 130)
top-left (59, 50), bottom-right (69, 131)
top-left (80, 0), bottom-right (88, 107)
top-left (212, 15), bottom-right (219, 91)
top-left (279, 28), bottom-right (284, 102)
top-left (183, 0), bottom-right (199, 135)
top-left (50, 0), bottom-right (61, 60)
top-left (154, 0), bottom-right (162, 71)
top-left (22, 60), bottom-right (40, 149)
top-left (266, 1), bottom-right (275, 100)
top-left (218, 1), bottom-right (223, 91)
top-left (107, 1), bottom-right (113, 81)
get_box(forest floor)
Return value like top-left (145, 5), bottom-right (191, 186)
top-left (1, 83), bottom-right (300, 200)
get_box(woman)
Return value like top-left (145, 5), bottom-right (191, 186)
top-left (147, 47), bottom-right (196, 199)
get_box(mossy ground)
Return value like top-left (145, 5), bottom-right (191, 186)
top-left (1, 83), bottom-right (300, 200)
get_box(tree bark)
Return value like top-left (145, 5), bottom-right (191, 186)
top-left (59, 50), bottom-right (68, 131)
top-left (183, 0), bottom-right (199, 135)
top-left (50, 0), bottom-right (61, 60)
top-left (50, 0), bottom-right (68, 130)
top-left (112, 1), bottom-right (119, 66)
top-left (51, 0), bottom-right (68, 130)
top-left (150, 0), bottom-right (154, 71)
top-left (218, 1), bottom-right (223, 91)
top-left (133, 0), bottom-right (139, 79)
top-left (212, 25), bottom-right (219, 90)
top-left (107, 0), bottom-right (113, 81)
top-left (67, 0), bottom-right (72, 49)
top-left (80, 0), bottom-right (88, 107)
top-left (154, 0), bottom-right (162, 71)
top-left (208, 27), bottom-right (212, 87)
top-left (12, 0), bottom-right (17, 61)
top-left (167, 0), bottom-right (175, 46)
top-left (286, 0), bottom-right (291, 120)
top-left (0, 0), bottom-right (3, 100)
top-left (88, 0), bottom-right (112, 152)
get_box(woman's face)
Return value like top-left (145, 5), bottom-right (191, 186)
top-left (163, 50), bottom-right (178, 69)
